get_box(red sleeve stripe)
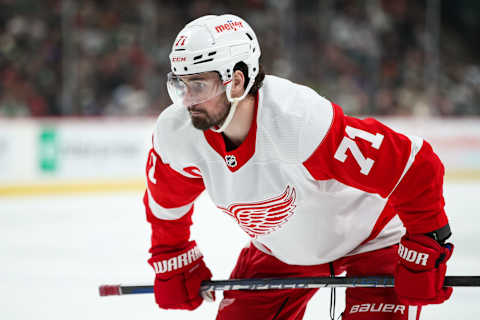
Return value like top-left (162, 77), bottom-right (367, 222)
top-left (147, 188), bottom-right (194, 220)
top-left (387, 135), bottom-right (424, 198)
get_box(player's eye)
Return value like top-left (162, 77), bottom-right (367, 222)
top-left (189, 81), bottom-right (206, 93)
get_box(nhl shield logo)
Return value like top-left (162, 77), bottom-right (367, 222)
top-left (225, 155), bottom-right (237, 167)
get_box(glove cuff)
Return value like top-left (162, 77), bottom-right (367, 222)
top-left (398, 234), bottom-right (449, 271)
top-left (148, 241), bottom-right (203, 277)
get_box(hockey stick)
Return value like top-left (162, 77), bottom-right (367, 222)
top-left (99, 275), bottom-right (480, 296)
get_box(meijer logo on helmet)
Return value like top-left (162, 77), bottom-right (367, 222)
top-left (215, 20), bottom-right (244, 33)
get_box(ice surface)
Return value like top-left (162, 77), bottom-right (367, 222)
top-left (1, 182), bottom-right (479, 319)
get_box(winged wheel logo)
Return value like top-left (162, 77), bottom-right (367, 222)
top-left (218, 186), bottom-right (296, 238)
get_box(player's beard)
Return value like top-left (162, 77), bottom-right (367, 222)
top-left (188, 96), bottom-right (231, 131)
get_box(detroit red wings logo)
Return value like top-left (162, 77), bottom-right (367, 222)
top-left (218, 186), bottom-right (296, 238)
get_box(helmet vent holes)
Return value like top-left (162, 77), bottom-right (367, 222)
top-left (175, 49), bottom-right (186, 51)
top-left (184, 67), bottom-right (188, 71)
top-left (208, 51), bottom-right (217, 56)
top-left (193, 58), bottom-right (214, 65)
top-left (245, 33), bottom-right (253, 41)
top-left (193, 55), bottom-right (203, 61)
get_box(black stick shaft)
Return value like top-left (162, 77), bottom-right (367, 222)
top-left (99, 276), bottom-right (480, 296)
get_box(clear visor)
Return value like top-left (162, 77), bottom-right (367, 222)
top-left (167, 72), bottom-right (226, 108)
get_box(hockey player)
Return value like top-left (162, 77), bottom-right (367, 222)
top-left (143, 14), bottom-right (453, 319)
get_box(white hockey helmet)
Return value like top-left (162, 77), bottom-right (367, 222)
top-left (167, 14), bottom-right (261, 132)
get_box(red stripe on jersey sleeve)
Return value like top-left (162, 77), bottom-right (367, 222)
top-left (144, 148), bottom-right (205, 253)
top-left (144, 191), bottom-right (195, 254)
top-left (303, 103), bottom-right (448, 234)
top-left (389, 141), bottom-right (448, 234)
top-left (146, 148), bottom-right (205, 208)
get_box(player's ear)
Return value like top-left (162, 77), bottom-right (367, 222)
top-left (230, 70), bottom-right (246, 98)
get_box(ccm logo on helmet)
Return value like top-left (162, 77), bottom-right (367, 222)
top-left (215, 20), bottom-right (244, 33)
top-left (398, 243), bottom-right (429, 266)
top-left (172, 57), bottom-right (187, 62)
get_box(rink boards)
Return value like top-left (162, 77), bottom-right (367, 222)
top-left (1, 117), bottom-right (480, 196)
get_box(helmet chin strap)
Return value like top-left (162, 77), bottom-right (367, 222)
top-left (211, 77), bottom-right (254, 133)
top-left (211, 98), bottom-right (240, 133)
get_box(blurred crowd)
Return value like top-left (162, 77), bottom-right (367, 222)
top-left (0, 0), bottom-right (479, 117)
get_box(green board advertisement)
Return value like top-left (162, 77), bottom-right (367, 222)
top-left (38, 127), bottom-right (58, 172)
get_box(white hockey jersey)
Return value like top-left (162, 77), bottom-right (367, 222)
top-left (144, 75), bottom-right (449, 266)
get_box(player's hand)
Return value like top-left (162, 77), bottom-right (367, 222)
top-left (394, 233), bottom-right (453, 305)
top-left (148, 241), bottom-right (213, 310)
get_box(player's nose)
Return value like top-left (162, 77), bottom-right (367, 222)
top-left (183, 88), bottom-right (197, 107)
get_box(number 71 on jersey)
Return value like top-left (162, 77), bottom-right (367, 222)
top-left (334, 126), bottom-right (384, 175)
